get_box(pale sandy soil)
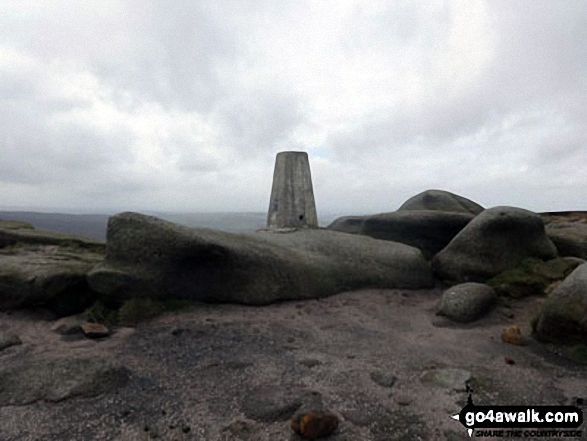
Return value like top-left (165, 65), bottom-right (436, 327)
top-left (1, 288), bottom-right (586, 441)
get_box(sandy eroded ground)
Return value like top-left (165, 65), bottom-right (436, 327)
top-left (1, 288), bottom-right (586, 441)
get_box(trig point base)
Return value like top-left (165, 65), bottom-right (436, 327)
top-left (267, 151), bottom-right (318, 229)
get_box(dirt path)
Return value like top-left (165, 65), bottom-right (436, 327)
top-left (1, 289), bottom-right (586, 440)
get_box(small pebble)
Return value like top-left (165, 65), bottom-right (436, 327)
top-left (291, 408), bottom-right (339, 440)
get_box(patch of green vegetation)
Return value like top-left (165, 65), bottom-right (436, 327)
top-left (530, 310), bottom-right (541, 334)
top-left (83, 297), bottom-right (199, 327)
top-left (0, 219), bottom-right (35, 230)
top-left (0, 240), bottom-right (34, 252)
top-left (568, 344), bottom-right (587, 364)
top-left (488, 258), bottom-right (580, 298)
top-left (117, 298), bottom-right (166, 326)
top-left (83, 301), bottom-right (119, 327)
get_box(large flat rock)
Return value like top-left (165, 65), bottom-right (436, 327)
top-left (88, 212), bottom-right (434, 305)
top-left (0, 220), bottom-right (105, 315)
top-left (0, 245), bottom-right (104, 315)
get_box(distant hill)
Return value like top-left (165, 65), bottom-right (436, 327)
top-left (0, 211), bottom-right (344, 241)
top-left (0, 211), bottom-right (110, 241)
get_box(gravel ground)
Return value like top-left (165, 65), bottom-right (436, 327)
top-left (1, 288), bottom-right (586, 441)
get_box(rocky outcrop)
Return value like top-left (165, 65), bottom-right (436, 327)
top-left (326, 216), bottom-right (364, 235)
top-left (398, 189), bottom-right (484, 214)
top-left (433, 207), bottom-right (557, 283)
top-left (88, 212), bottom-right (434, 306)
top-left (359, 211), bottom-right (474, 259)
top-left (533, 263), bottom-right (587, 344)
top-left (436, 283), bottom-right (496, 323)
top-left (0, 220), bottom-right (105, 316)
top-left (545, 222), bottom-right (587, 260)
top-left (327, 211), bottom-right (474, 259)
top-left (0, 220), bottom-right (104, 251)
top-left (0, 357), bottom-right (129, 406)
top-left (0, 245), bottom-right (103, 316)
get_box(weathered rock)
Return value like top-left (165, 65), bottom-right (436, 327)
top-left (398, 189), bottom-right (484, 214)
top-left (0, 222), bottom-right (104, 251)
top-left (433, 207), bottom-right (558, 283)
top-left (0, 245), bottom-right (103, 316)
top-left (420, 368), bottom-right (471, 391)
top-left (326, 216), bottom-right (364, 235)
top-left (291, 408), bottom-right (340, 440)
top-left (0, 357), bottom-right (130, 406)
top-left (327, 210), bottom-right (474, 259)
top-left (0, 331), bottom-right (22, 351)
top-left (359, 211), bottom-right (474, 259)
top-left (533, 263), bottom-right (587, 343)
top-left (546, 222), bottom-right (587, 260)
top-left (501, 325), bottom-right (524, 345)
top-left (51, 315), bottom-right (85, 335)
top-left (81, 321), bottom-right (109, 338)
top-left (88, 212), bottom-right (433, 306)
top-left (437, 283), bottom-right (496, 323)
top-left (239, 385), bottom-right (306, 422)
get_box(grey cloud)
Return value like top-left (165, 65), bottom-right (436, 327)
top-left (214, 90), bottom-right (306, 154)
top-left (0, 1), bottom-right (586, 214)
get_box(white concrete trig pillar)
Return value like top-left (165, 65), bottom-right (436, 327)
top-left (267, 151), bottom-right (318, 228)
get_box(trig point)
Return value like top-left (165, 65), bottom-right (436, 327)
top-left (267, 151), bottom-right (318, 229)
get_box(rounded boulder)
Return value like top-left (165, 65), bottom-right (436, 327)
top-left (437, 282), bottom-right (497, 323)
top-left (433, 207), bottom-right (558, 283)
top-left (398, 189), bottom-right (484, 215)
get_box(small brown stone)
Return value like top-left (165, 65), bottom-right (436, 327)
top-left (291, 409), bottom-right (339, 439)
top-left (501, 325), bottom-right (524, 345)
top-left (504, 356), bottom-right (516, 365)
top-left (81, 322), bottom-right (110, 338)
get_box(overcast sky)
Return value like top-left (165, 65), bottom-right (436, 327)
top-left (1, 1), bottom-right (586, 217)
